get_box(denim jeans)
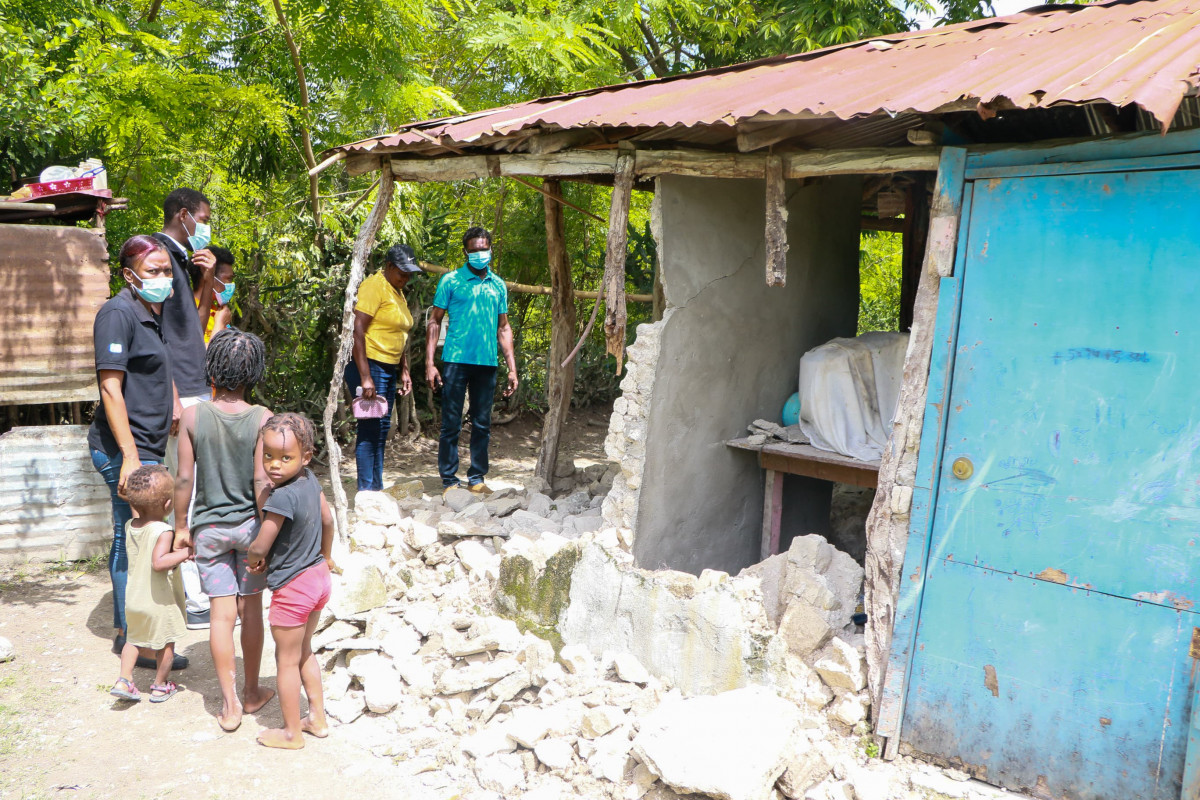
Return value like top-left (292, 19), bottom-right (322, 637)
top-left (438, 362), bottom-right (497, 488)
top-left (91, 449), bottom-right (161, 631)
top-left (344, 359), bottom-right (399, 491)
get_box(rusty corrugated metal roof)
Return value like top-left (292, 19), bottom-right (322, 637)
top-left (0, 426), bottom-right (112, 564)
top-left (0, 225), bottom-right (110, 405)
top-left (332, 0), bottom-right (1200, 157)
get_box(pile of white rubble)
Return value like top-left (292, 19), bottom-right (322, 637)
top-left (315, 471), bottom-right (1013, 800)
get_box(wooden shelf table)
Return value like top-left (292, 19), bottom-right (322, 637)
top-left (726, 437), bottom-right (880, 559)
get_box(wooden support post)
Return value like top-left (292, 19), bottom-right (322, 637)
top-left (322, 167), bottom-right (396, 543)
top-left (603, 152), bottom-right (635, 373)
top-left (866, 147), bottom-right (967, 736)
top-left (761, 469), bottom-right (785, 560)
top-left (765, 154), bottom-right (788, 287)
top-left (534, 180), bottom-right (577, 482)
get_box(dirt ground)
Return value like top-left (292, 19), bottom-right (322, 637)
top-left (0, 408), bottom-right (611, 800)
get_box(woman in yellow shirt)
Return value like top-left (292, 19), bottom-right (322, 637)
top-left (343, 244), bottom-right (421, 490)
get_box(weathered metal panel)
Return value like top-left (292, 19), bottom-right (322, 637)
top-left (905, 561), bottom-right (1196, 800)
top-left (897, 163), bottom-right (1200, 798)
top-left (0, 225), bottom-right (109, 405)
top-left (0, 426), bottom-right (110, 564)
top-left (331, 0), bottom-right (1200, 156)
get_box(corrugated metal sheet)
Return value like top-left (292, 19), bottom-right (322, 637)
top-left (0, 225), bottom-right (110, 405)
top-left (0, 426), bottom-right (111, 564)
top-left (332, 0), bottom-right (1200, 156)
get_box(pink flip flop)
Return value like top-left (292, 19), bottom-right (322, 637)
top-left (149, 681), bottom-right (179, 703)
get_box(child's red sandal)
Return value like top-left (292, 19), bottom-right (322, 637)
top-left (149, 682), bottom-right (178, 703)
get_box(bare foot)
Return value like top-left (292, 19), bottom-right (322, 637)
top-left (242, 687), bottom-right (275, 714)
top-left (256, 727), bottom-right (304, 750)
top-left (217, 703), bottom-right (243, 732)
top-left (301, 714), bottom-right (329, 738)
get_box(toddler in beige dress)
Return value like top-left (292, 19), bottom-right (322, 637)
top-left (109, 465), bottom-right (189, 703)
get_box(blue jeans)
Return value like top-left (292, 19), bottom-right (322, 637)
top-left (438, 362), bottom-right (497, 488)
top-left (344, 359), bottom-right (399, 491)
top-left (91, 449), bottom-right (161, 631)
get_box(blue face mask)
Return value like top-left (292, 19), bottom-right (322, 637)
top-left (185, 209), bottom-right (212, 251)
top-left (466, 249), bottom-right (492, 270)
top-left (215, 280), bottom-right (235, 306)
top-left (128, 271), bottom-right (173, 304)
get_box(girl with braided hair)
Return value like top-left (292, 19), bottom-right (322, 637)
top-left (173, 327), bottom-right (276, 731)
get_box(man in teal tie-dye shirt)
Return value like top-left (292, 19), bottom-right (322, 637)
top-left (426, 227), bottom-right (518, 494)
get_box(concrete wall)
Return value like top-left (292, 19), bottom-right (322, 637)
top-left (633, 175), bottom-right (862, 575)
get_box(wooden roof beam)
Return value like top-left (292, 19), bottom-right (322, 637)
top-left (350, 145), bottom-right (941, 181)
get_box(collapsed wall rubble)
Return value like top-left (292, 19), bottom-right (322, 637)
top-left (314, 476), bottom-right (1013, 800)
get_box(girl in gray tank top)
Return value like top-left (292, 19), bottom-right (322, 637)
top-left (173, 328), bottom-right (276, 732)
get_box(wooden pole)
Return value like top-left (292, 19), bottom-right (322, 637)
top-left (603, 152), bottom-right (635, 373)
top-left (765, 154), bottom-right (788, 287)
top-left (868, 148), bottom-right (967, 742)
top-left (417, 261), bottom-right (653, 303)
top-left (322, 168), bottom-right (396, 543)
top-left (535, 180), bottom-right (578, 481)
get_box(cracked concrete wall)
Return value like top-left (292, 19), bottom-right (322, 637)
top-left (632, 175), bottom-right (862, 575)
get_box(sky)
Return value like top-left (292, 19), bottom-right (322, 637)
top-left (914, 0), bottom-right (1048, 28)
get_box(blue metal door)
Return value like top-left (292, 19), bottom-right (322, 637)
top-left (899, 165), bottom-right (1200, 800)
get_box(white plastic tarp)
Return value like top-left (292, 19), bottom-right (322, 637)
top-left (797, 332), bottom-right (910, 461)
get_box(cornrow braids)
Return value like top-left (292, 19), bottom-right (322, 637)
top-left (124, 464), bottom-right (173, 510)
top-left (261, 412), bottom-right (315, 455)
top-left (205, 327), bottom-right (266, 392)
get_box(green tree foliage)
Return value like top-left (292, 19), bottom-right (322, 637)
top-left (858, 231), bottom-right (902, 335)
top-left (1, 0), bottom-right (997, 441)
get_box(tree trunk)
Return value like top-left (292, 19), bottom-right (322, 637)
top-left (322, 167), bottom-right (395, 542)
top-left (270, 0), bottom-right (322, 233)
top-left (535, 179), bottom-right (577, 481)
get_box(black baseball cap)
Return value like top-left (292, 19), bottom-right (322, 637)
top-left (386, 243), bottom-right (422, 273)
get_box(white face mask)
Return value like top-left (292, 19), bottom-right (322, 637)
top-left (184, 209), bottom-right (212, 251)
top-left (127, 271), bottom-right (173, 304)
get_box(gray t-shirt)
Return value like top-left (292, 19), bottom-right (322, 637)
top-left (261, 468), bottom-right (324, 591)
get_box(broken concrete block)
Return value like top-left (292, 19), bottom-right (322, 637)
top-left (581, 705), bottom-right (625, 739)
top-left (463, 726), bottom-right (518, 758)
top-left (325, 689), bottom-right (366, 724)
top-left (830, 694), bottom-right (867, 727)
top-left (456, 539), bottom-right (501, 579)
top-left (511, 509), bottom-right (561, 534)
top-left (353, 490), bottom-right (400, 525)
top-left (560, 643), bottom-right (596, 676)
top-left (520, 636), bottom-right (556, 685)
top-left (350, 521), bottom-right (389, 550)
top-left (385, 479), bottom-right (424, 500)
top-left (813, 638), bottom-right (866, 693)
top-left (633, 686), bottom-right (801, 800)
top-left (474, 753), bottom-right (527, 794)
top-left (778, 602), bottom-right (833, 658)
top-left (505, 706), bottom-right (553, 748)
top-left (776, 748), bottom-right (832, 799)
top-left (534, 737), bottom-right (575, 771)
top-left (589, 726), bottom-right (635, 783)
top-left (403, 601), bottom-right (438, 636)
top-left (444, 487), bottom-right (476, 513)
top-left (456, 502), bottom-right (492, 524)
top-left (613, 653), bottom-right (651, 685)
top-left (405, 520), bottom-right (439, 550)
top-left (436, 658), bottom-right (522, 694)
top-left (487, 497), bottom-right (522, 517)
top-left (328, 553), bottom-right (388, 617)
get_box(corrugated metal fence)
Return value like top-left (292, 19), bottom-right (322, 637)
top-left (0, 426), bottom-right (110, 564)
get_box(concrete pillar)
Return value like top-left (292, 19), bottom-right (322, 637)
top-left (631, 175), bottom-right (862, 575)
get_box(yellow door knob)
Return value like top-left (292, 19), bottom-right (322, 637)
top-left (952, 457), bottom-right (974, 480)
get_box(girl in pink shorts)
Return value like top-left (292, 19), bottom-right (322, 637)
top-left (247, 413), bottom-right (336, 750)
